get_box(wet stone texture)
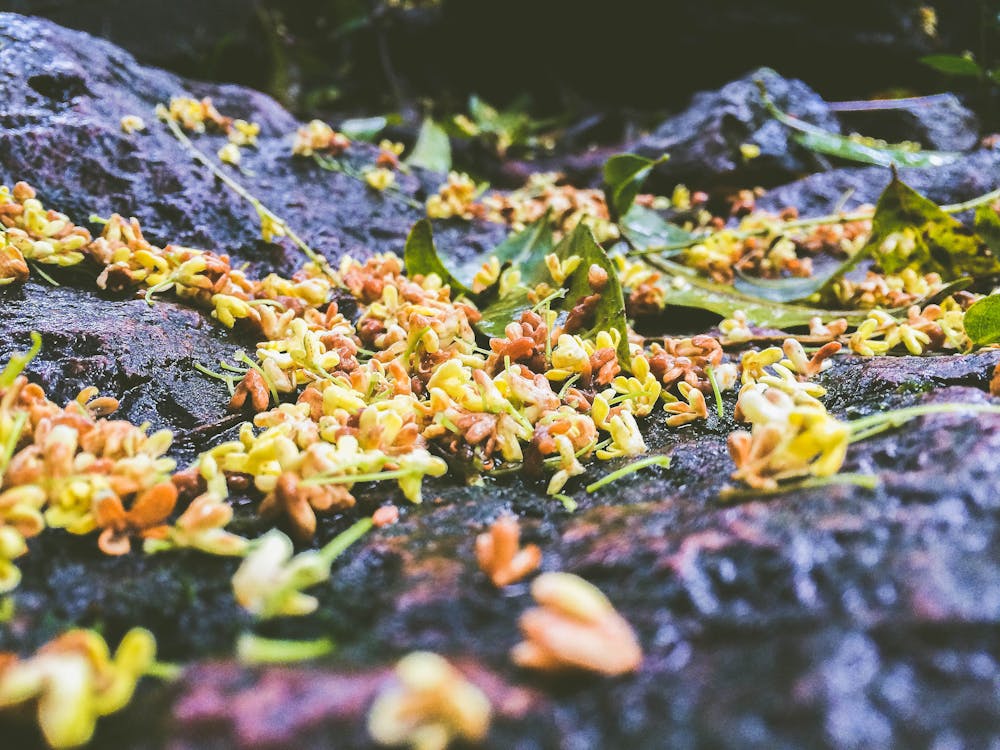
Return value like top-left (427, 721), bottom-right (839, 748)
top-left (2, 12), bottom-right (1000, 750)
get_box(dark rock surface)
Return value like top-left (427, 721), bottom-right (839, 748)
top-left (757, 147), bottom-right (1000, 215)
top-left (633, 68), bottom-right (841, 192)
top-left (3, 13), bottom-right (1000, 750)
top-left (0, 13), bottom-right (505, 278)
top-left (834, 93), bottom-right (981, 152)
top-left (7, 0), bottom-right (987, 115)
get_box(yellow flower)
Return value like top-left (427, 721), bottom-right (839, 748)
top-left (229, 119), bottom-right (260, 147)
top-left (365, 167), bottom-right (396, 192)
top-left (217, 143), bottom-right (241, 166)
top-left (0, 628), bottom-right (155, 749)
top-left (119, 115), bottom-right (146, 134)
top-left (231, 529), bottom-right (329, 618)
top-left (368, 651), bottom-right (491, 750)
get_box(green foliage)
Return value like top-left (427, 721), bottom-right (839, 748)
top-left (920, 53), bottom-right (985, 78)
top-left (652, 257), bottom-right (872, 328)
top-left (479, 224), bottom-right (631, 363)
top-left (451, 95), bottom-right (558, 157)
top-left (403, 216), bottom-right (627, 362)
top-left (403, 219), bottom-right (473, 297)
top-left (963, 294), bottom-right (1000, 345)
top-left (759, 81), bottom-right (961, 168)
top-left (338, 116), bottom-right (388, 141)
top-left (0, 331), bottom-right (42, 388)
top-left (405, 118), bottom-right (452, 173)
top-left (619, 204), bottom-right (692, 254)
top-left (733, 181), bottom-right (999, 304)
top-left (602, 153), bottom-right (668, 220)
top-left (866, 176), bottom-right (1000, 278)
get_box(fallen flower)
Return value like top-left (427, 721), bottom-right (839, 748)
top-left (511, 572), bottom-right (642, 676)
top-left (475, 515), bottom-right (541, 587)
top-left (367, 651), bottom-right (491, 750)
top-left (0, 628), bottom-right (156, 749)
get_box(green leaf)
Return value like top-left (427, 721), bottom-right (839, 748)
top-left (338, 116), bottom-right (388, 141)
top-left (478, 224), bottom-right (630, 363)
top-left (558, 225), bottom-right (631, 363)
top-left (790, 132), bottom-right (960, 169)
top-left (733, 271), bottom-right (835, 303)
top-left (651, 258), bottom-right (876, 328)
top-left (0, 331), bottom-right (42, 388)
top-left (405, 118), bottom-right (452, 173)
top-left (602, 153), bottom-right (668, 220)
top-left (974, 204), bottom-right (1000, 252)
top-left (920, 54), bottom-right (983, 78)
top-left (964, 294), bottom-right (1000, 345)
top-left (474, 287), bottom-right (534, 338)
top-left (865, 175), bottom-right (1000, 279)
top-left (759, 81), bottom-right (960, 168)
top-left (403, 219), bottom-right (473, 298)
top-left (490, 212), bottom-right (555, 268)
top-left (619, 205), bottom-right (693, 254)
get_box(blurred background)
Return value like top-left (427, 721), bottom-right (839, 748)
top-left (7, 0), bottom-right (999, 181)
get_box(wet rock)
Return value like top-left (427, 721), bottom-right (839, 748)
top-left (757, 147), bottom-right (1000, 215)
top-left (0, 12), bottom-right (506, 278)
top-left (9, 1), bottom-right (984, 118)
top-left (632, 68), bottom-right (840, 192)
top-left (3, 15), bottom-right (1000, 750)
top-left (835, 93), bottom-right (981, 152)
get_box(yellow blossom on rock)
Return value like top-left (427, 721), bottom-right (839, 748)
top-left (0, 628), bottom-right (156, 749)
top-left (217, 142), bottom-right (241, 166)
top-left (229, 119), bottom-right (260, 146)
top-left (365, 167), bottom-right (396, 192)
top-left (368, 651), bottom-right (492, 750)
top-left (119, 115), bottom-right (146, 134)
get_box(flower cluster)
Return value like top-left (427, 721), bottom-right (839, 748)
top-left (848, 303), bottom-right (967, 356)
top-left (482, 171), bottom-right (619, 242)
top-left (425, 171), bottom-right (485, 221)
top-left (512, 572), bottom-right (643, 676)
top-left (0, 340), bottom-right (178, 584)
top-left (367, 651), bottom-right (492, 750)
top-left (0, 182), bottom-right (91, 284)
top-left (0, 628), bottom-right (156, 748)
top-left (291, 119), bottom-right (350, 157)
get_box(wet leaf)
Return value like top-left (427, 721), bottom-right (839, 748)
top-left (759, 82), bottom-right (960, 168)
top-left (619, 205), bottom-right (692, 254)
top-left (964, 294), bottom-right (1000, 345)
top-left (403, 219), bottom-right (473, 297)
top-left (479, 224), bottom-right (630, 363)
top-left (865, 176), bottom-right (1000, 279)
top-left (405, 118), bottom-right (451, 173)
top-left (733, 271), bottom-right (834, 303)
top-left (603, 153), bottom-right (667, 219)
top-left (491, 212), bottom-right (555, 267)
top-left (974, 204), bottom-right (1000, 252)
top-left (338, 116), bottom-right (388, 141)
top-left (920, 54), bottom-right (983, 78)
top-left (652, 258), bottom-right (875, 327)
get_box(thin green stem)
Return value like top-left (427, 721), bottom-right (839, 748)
top-left (847, 403), bottom-right (1000, 435)
top-left (586, 454), bottom-right (671, 493)
top-left (145, 661), bottom-right (184, 681)
top-left (318, 517), bottom-right (373, 566)
top-left (719, 473), bottom-right (880, 502)
top-left (236, 633), bottom-right (334, 665)
top-left (552, 493), bottom-right (578, 512)
top-left (29, 263), bottom-right (60, 287)
top-left (705, 365), bottom-right (724, 418)
top-left (163, 116), bottom-right (331, 272)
